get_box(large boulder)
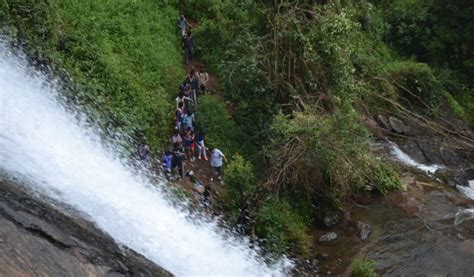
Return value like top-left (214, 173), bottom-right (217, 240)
top-left (323, 212), bottom-right (342, 228)
top-left (357, 221), bottom-right (372, 241)
top-left (376, 114), bottom-right (390, 130)
top-left (389, 116), bottom-right (409, 134)
top-left (318, 232), bottom-right (338, 243)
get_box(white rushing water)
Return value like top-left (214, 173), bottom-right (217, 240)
top-left (388, 141), bottom-right (442, 174)
top-left (0, 40), bottom-right (291, 276)
top-left (457, 180), bottom-right (474, 200)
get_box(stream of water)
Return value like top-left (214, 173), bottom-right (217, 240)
top-left (0, 39), bottom-right (291, 276)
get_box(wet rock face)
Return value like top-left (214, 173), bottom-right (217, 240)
top-left (389, 116), bottom-right (409, 134)
top-left (0, 180), bottom-right (171, 277)
top-left (318, 232), bottom-right (338, 243)
top-left (356, 221), bottom-right (372, 241)
top-left (323, 212), bottom-right (341, 228)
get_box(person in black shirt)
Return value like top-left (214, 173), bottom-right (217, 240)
top-left (171, 141), bottom-right (185, 179)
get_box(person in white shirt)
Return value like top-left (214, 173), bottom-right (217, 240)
top-left (198, 66), bottom-right (209, 95)
top-left (209, 146), bottom-right (227, 182)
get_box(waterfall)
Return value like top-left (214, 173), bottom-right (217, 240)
top-left (388, 141), bottom-right (442, 174)
top-left (457, 180), bottom-right (474, 200)
top-left (0, 39), bottom-right (291, 276)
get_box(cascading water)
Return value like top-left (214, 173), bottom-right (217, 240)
top-left (457, 180), bottom-right (474, 200)
top-left (0, 40), bottom-right (291, 276)
top-left (388, 141), bottom-right (442, 174)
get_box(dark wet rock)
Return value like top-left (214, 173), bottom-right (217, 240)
top-left (401, 139), bottom-right (427, 164)
top-left (0, 180), bottom-right (171, 276)
top-left (357, 221), bottom-right (372, 241)
top-left (455, 209), bottom-right (474, 236)
top-left (435, 167), bottom-right (474, 187)
top-left (377, 114), bottom-right (390, 130)
top-left (389, 116), bottom-right (409, 134)
top-left (361, 115), bottom-right (385, 139)
top-left (318, 232), bottom-right (338, 243)
top-left (323, 212), bottom-right (342, 228)
top-left (316, 253), bottom-right (329, 260)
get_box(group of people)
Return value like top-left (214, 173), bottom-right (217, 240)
top-left (139, 15), bottom-right (227, 198)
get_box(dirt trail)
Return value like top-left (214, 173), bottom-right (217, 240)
top-left (167, 19), bottom-right (226, 211)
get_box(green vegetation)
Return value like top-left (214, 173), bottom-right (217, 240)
top-left (2, 0), bottom-right (183, 148)
top-left (351, 259), bottom-right (377, 277)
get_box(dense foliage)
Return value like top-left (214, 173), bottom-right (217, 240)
top-left (2, 0), bottom-right (183, 148)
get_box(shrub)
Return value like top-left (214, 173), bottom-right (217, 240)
top-left (386, 61), bottom-right (443, 113)
top-left (255, 199), bottom-right (312, 258)
top-left (195, 95), bottom-right (240, 155)
top-left (351, 259), bottom-right (377, 277)
top-left (222, 154), bottom-right (256, 224)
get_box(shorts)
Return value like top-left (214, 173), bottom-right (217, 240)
top-left (211, 166), bottom-right (221, 175)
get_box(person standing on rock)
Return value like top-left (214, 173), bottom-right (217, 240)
top-left (183, 30), bottom-right (194, 65)
top-left (198, 66), bottom-right (209, 95)
top-left (209, 146), bottom-right (227, 182)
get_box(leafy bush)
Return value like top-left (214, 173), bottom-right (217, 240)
top-left (386, 61), bottom-right (443, 113)
top-left (351, 259), bottom-right (377, 277)
top-left (195, 95), bottom-right (240, 155)
top-left (222, 154), bottom-right (256, 224)
top-left (255, 199), bottom-right (312, 258)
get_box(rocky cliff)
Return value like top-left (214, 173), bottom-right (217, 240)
top-left (0, 178), bottom-right (171, 277)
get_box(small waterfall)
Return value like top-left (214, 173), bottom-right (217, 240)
top-left (0, 39), bottom-right (291, 276)
top-left (454, 208), bottom-right (474, 226)
top-left (388, 141), bottom-right (442, 174)
top-left (457, 180), bottom-right (474, 200)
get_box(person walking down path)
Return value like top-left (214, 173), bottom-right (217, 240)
top-left (174, 102), bottom-right (185, 130)
top-left (176, 15), bottom-right (190, 37)
top-left (189, 68), bottom-right (200, 105)
top-left (198, 66), bottom-right (209, 95)
top-left (209, 147), bottom-right (227, 182)
top-left (183, 30), bottom-right (194, 65)
top-left (171, 141), bottom-right (185, 180)
top-left (182, 110), bottom-right (195, 131)
top-left (196, 129), bottom-right (208, 161)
